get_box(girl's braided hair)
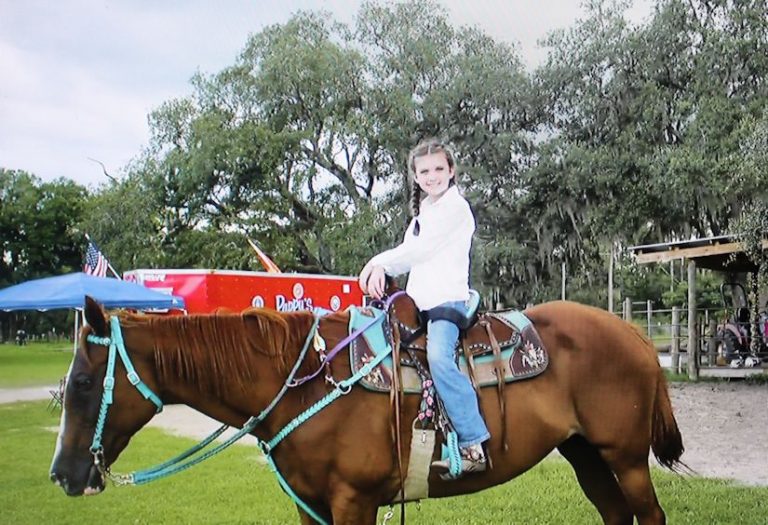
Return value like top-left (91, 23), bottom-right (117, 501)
top-left (408, 138), bottom-right (457, 218)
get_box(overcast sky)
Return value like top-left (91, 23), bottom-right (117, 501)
top-left (0, 0), bottom-right (653, 188)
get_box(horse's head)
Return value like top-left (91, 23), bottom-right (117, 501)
top-left (50, 296), bottom-right (161, 496)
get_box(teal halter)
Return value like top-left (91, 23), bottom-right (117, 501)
top-left (86, 316), bottom-right (163, 471)
top-left (82, 314), bottom-right (322, 487)
top-left (81, 303), bottom-right (398, 525)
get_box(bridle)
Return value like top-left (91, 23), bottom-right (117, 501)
top-left (85, 316), bottom-right (163, 483)
top-left (80, 293), bottom-right (407, 498)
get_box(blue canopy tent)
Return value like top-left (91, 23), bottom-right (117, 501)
top-left (0, 272), bottom-right (185, 311)
top-left (0, 273), bottom-right (185, 352)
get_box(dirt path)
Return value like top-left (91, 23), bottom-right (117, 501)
top-left (0, 385), bottom-right (59, 404)
top-left (664, 381), bottom-right (768, 486)
top-left (5, 381), bottom-right (767, 486)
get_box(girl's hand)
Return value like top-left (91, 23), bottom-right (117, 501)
top-left (358, 264), bottom-right (373, 294)
top-left (367, 265), bottom-right (386, 299)
top-left (358, 264), bottom-right (386, 299)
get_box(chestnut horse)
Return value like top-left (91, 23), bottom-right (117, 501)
top-left (51, 294), bottom-right (683, 524)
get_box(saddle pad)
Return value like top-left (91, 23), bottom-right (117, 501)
top-left (349, 308), bottom-right (548, 393)
top-left (347, 306), bottom-right (396, 386)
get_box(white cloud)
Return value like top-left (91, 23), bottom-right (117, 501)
top-left (0, 0), bottom-right (652, 187)
top-left (0, 39), bottom-right (152, 185)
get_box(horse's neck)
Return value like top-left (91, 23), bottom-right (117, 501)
top-left (152, 312), bottom-right (317, 431)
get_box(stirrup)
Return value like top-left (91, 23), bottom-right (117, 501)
top-left (431, 445), bottom-right (487, 480)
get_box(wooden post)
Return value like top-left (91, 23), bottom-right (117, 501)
top-left (706, 318), bottom-right (718, 366)
top-left (623, 297), bottom-right (633, 322)
top-left (608, 244), bottom-right (614, 313)
top-left (671, 306), bottom-right (680, 373)
top-left (561, 262), bottom-right (566, 301)
top-left (73, 310), bottom-right (80, 354)
top-left (670, 260), bottom-right (675, 293)
top-left (647, 299), bottom-right (653, 338)
top-left (687, 259), bottom-right (699, 380)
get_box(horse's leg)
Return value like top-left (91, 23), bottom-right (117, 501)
top-left (558, 436), bottom-right (633, 525)
top-left (600, 448), bottom-right (666, 525)
top-left (328, 483), bottom-right (379, 525)
top-left (295, 502), bottom-right (334, 524)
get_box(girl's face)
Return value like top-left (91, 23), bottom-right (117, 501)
top-left (414, 151), bottom-right (455, 202)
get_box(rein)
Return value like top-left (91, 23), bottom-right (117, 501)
top-left (85, 315), bottom-right (321, 486)
top-left (286, 301), bottom-right (396, 387)
top-left (84, 291), bottom-right (406, 523)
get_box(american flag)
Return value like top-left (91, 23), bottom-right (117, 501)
top-left (83, 241), bottom-right (109, 277)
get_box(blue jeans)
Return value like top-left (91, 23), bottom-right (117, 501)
top-left (426, 301), bottom-right (490, 448)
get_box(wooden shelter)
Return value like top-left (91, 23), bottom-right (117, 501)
top-left (629, 235), bottom-right (768, 379)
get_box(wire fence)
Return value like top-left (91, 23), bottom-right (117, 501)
top-left (620, 299), bottom-right (768, 372)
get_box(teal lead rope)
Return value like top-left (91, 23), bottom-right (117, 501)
top-left (440, 431), bottom-right (462, 479)
top-left (86, 315), bottom-right (321, 486)
top-left (128, 316), bottom-right (322, 485)
top-left (258, 312), bottom-right (394, 525)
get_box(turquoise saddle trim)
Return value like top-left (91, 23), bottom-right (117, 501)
top-left (351, 307), bottom-right (542, 393)
top-left (495, 309), bottom-right (531, 330)
top-left (349, 306), bottom-right (394, 366)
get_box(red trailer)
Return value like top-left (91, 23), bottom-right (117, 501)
top-left (123, 269), bottom-right (363, 314)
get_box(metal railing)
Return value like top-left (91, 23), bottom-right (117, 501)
top-left (621, 299), bottom-right (768, 373)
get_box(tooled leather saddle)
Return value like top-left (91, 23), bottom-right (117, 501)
top-left (348, 298), bottom-right (549, 394)
top-left (347, 292), bottom-right (549, 500)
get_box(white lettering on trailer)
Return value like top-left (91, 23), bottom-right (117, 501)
top-left (275, 294), bottom-right (314, 312)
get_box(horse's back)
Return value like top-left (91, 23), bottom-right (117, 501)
top-left (525, 301), bottom-right (664, 430)
top-left (524, 300), bottom-right (660, 372)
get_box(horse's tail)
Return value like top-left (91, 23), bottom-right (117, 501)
top-left (651, 369), bottom-right (685, 470)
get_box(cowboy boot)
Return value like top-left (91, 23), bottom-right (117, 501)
top-left (431, 443), bottom-right (487, 477)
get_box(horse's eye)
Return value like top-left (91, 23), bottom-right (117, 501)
top-left (73, 375), bottom-right (93, 391)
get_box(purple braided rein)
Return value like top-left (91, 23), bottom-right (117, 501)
top-left (287, 291), bottom-right (406, 387)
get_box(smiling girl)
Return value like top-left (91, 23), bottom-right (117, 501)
top-left (358, 138), bottom-right (489, 476)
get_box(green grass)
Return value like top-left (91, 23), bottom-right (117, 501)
top-left (2, 401), bottom-right (767, 524)
top-left (663, 369), bottom-right (690, 382)
top-left (745, 374), bottom-right (768, 385)
top-left (2, 401), bottom-right (297, 525)
top-left (0, 342), bottom-right (73, 387)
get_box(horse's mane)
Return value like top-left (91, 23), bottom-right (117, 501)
top-left (118, 309), bottom-right (320, 396)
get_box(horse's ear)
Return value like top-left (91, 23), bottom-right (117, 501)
top-left (384, 275), bottom-right (400, 296)
top-left (84, 296), bottom-right (108, 337)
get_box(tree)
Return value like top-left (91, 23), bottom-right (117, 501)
top-left (0, 169), bottom-right (87, 282)
top-left (528, 0), bottom-right (768, 304)
top-left (0, 169), bottom-right (88, 340)
top-left (86, 1), bottom-right (534, 289)
top-left (77, 0), bottom-right (767, 308)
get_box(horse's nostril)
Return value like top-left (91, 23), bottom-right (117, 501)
top-left (50, 471), bottom-right (65, 488)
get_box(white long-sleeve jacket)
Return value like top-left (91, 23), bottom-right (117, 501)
top-left (366, 185), bottom-right (474, 310)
